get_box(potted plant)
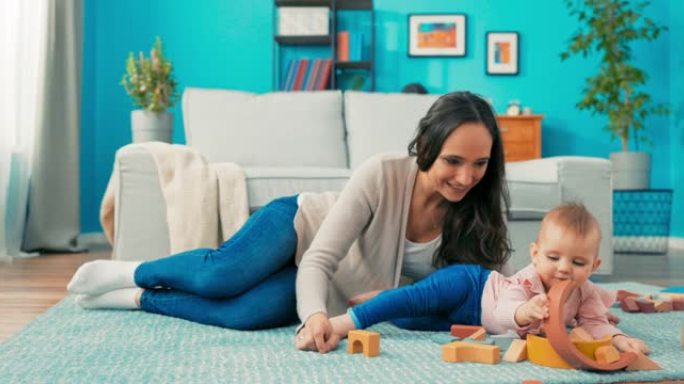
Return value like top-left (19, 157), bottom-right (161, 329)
top-left (561, 0), bottom-right (669, 190)
top-left (121, 36), bottom-right (178, 143)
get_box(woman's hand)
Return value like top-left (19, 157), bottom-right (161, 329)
top-left (348, 290), bottom-right (384, 306)
top-left (295, 313), bottom-right (340, 353)
top-left (612, 334), bottom-right (650, 355)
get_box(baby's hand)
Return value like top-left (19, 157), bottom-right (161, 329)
top-left (612, 335), bottom-right (650, 355)
top-left (515, 293), bottom-right (549, 326)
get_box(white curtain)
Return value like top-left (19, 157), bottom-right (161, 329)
top-left (0, 0), bottom-right (49, 258)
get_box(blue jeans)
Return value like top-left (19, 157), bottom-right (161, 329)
top-left (134, 195), bottom-right (299, 330)
top-left (351, 264), bottom-right (491, 331)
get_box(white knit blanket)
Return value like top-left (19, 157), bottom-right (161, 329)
top-left (100, 142), bottom-right (249, 254)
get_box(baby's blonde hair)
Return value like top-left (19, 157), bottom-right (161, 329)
top-left (538, 202), bottom-right (601, 242)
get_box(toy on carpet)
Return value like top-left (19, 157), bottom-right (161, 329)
top-left (347, 330), bottom-right (380, 357)
top-left (544, 280), bottom-right (637, 371)
top-left (442, 341), bottom-right (500, 364)
top-left (616, 289), bottom-right (684, 313)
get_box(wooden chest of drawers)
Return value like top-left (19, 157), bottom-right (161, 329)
top-left (496, 115), bottom-right (543, 162)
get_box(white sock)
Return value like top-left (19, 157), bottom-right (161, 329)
top-left (75, 288), bottom-right (141, 310)
top-left (67, 260), bottom-right (141, 295)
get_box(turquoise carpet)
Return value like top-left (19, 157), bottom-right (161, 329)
top-left (1, 282), bottom-right (683, 383)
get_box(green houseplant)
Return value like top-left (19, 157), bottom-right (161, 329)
top-left (121, 37), bottom-right (178, 143)
top-left (561, 0), bottom-right (669, 189)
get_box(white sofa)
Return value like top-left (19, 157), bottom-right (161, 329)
top-left (112, 88), bottom-right (614, 274)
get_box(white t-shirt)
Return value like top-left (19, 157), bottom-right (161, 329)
top-left (401, 235), bottom-right (440, 280)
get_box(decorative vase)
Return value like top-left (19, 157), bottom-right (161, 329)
top-left (610, 151), bottom-right (650, 190)
top-left (131, 110), bottom-right (173, 143)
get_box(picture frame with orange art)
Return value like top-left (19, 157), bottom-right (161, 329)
top-left (408, 14), bottom-right (467, 57)
top-left (486, 31), bottom-right (519, 75)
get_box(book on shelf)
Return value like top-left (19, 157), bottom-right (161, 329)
top-left (317, 59), bottom-right (333, 90)
top-left (337, 31), bottom-right (349, 62)
top-left (292, 59), bottom-right (309, 91)
top-left (282, 58), bottom-right (297, 91)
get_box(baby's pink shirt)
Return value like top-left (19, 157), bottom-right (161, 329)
top-left (480, 264), bottom-right (621, 339)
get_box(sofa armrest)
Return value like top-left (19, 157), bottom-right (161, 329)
top-left (506, 156), bottom-right (613, 275)
top-left (112, 146), bottom-right (170, 261)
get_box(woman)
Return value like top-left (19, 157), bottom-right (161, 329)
top-left (67, 91), bottom-right (511, 353)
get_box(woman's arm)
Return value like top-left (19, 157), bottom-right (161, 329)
top-left (295, 156), bottom-right (383, 351)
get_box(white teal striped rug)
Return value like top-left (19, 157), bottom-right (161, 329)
top-left (0, 282), bottom-right (682, 383)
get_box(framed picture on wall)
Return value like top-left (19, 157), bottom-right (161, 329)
top-left (408, 14), bottom-right (467, 57)
top-left (486, 32), bottom-right (519, 75)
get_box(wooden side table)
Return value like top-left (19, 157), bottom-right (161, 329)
top-left (496, 115), bottom-right (543, 162)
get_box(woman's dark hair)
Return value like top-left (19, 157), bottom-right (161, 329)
top-left (407, 91), bottom-right (511, 271)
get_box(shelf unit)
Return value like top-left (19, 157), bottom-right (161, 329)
top-left (273, 0), bottom-right (375, 91)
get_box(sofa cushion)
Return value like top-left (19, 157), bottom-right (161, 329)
top-left (183, 88), bottom-right (347, 167)
top-left (243, 166), bottom-right (351, 209)
top-left (344, 91), bottom-right (439, 169)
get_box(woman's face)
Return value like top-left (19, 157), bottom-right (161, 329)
top-left (425, 122), bottom-right (493, 203)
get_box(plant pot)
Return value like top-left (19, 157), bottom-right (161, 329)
top-left (610, 151), bottom-right (650, 190)
top-left (131, 110), bottom-right (173, 143)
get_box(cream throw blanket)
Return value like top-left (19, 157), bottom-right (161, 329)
top-left (100, 142), bottom-right (249, 254)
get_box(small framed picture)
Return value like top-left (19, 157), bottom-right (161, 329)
top-left (486, 32), bottom-right (519, 75)
top-left (408, 14), bottom-right (467, 57)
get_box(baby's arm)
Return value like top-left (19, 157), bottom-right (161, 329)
top-left (329, 312), bottom-right (358, 339)
top-left (514, 293), bottom-right (549, 326)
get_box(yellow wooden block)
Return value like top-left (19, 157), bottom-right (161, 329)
top-left (526, 334), bottom-right (612, 369)
top-left (569, 327), bottom-right (593, 342)
top-left (442, 341), bottom-right (500, 364)
top-left (347, 330), bottom-right (380, 357)
top-left (595, 345), bottom-right (620, 364)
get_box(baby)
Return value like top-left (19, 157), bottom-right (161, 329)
top-left (328, 202), bottom-right (649, 354)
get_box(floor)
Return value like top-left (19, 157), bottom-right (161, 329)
top-left (1, 246), bottom-right (683, 383)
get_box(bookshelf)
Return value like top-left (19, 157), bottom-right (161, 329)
top-left (273, 0), bottom-right (375, 91)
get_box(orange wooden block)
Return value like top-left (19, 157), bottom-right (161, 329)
top-left (469, 327), bottom-right (487, 341)
top-left (626, 352), bottom-right (661, 371)
top-left (595, 345), bottom-right (620, 364)
top-left (450, 324), bottom-right (483, 339)
top-left (569, 327), bottom-right (593, 342)
top-left (502, 339), bottom-right (527, 362)
top-left (522, 381), bottom-right (544, 384)
top-left (442, 341), bottom-right (500, 364)
top-left (654, 300), bottom-right (673, 312)
top-left (347, 330), bottom-right (380, 357)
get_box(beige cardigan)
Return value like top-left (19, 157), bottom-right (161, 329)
top-left (295, 153), bottom-right (418, 322)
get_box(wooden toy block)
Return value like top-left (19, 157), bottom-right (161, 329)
top-left (544, 280), bottom-right (637, 371)
top-left (616, 289), bottom-right (642, 302)
top-left (620, 297), bottom-right (640, 312)
top-left (626, 352), bottom-right (661, 371)
top-left (569, 327), bottom-right (593, 342)
top-left (635, 298), bottom-right (656, 313)
top-left (442, 341), bottom-right (500, 364)
top-left (469, 327), bottom-right (487, 341)
top-left (522, 381), bottom-right (543, 384)
top-left (672, 298), bottom-right (684, 311)
top-left (502, 339), bottom-right (527, 362)
top-left (347, 330), bottom-right (380, 357)
top-left (681, 323), bottom-right (684, 350)
top-left (654, 300), bottom-right (673, 312)
top-left (595, 345), bottom-right (620, 364)
top-left (450, 324), bottom-right (483, 339)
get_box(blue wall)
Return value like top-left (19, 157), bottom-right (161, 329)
top-left (82, 0), bottom-right (681, 236)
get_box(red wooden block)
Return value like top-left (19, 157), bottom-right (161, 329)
top-left (672, 298), bottom-right (684, 311)
top-left (450, 324), bottom-right (483, 339)
top-left (616, 289), bottom-right (642, 302)
top-left (620, 297), bottom-right (640, 313)
top-left (635, 298), bottom-right (656, 313)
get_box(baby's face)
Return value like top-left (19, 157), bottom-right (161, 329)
top-left (530, 222), bottom-right (601, 291)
